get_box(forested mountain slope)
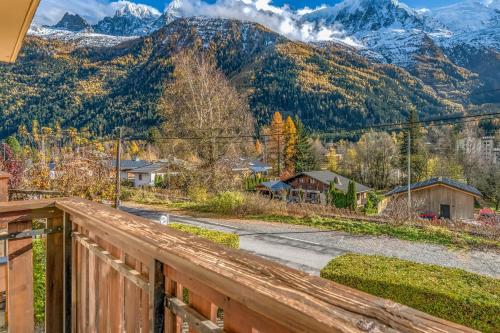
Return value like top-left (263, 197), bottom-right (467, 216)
top-left (0, 18), bottom-right (463, 138)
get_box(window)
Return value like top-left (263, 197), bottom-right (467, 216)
top-left (309, 179), bottom-right (315, 184)
top-left (300, 178), bottom-right (304, 183)
top-left (139, 174), bottom-right (143, 181)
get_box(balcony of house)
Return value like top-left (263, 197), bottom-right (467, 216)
top-left (0, 194), bottom-right (480, 333)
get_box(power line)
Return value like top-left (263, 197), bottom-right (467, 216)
top-left (123, 111), bottom-right (500, 142)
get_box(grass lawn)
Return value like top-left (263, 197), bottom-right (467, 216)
top-left (168, 223), bottom-right (239, 249)
top-left (321, 254), bottom-right (500, 332)
top-left (252, 214), bottom-right (500, 250)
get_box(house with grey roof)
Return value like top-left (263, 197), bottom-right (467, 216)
top-left (385, 177), bottom-right (482, 220)
top-left (128, 158), bottom-right (190, 188)
top-left (284, 171), bottom-right (371, 206)
top-left (255, 180), bottom-right (290, 200)
top-left (109, 159), bottom-right (151, 180)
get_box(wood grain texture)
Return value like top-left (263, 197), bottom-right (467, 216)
top-left (46, 215), bottom-right (64, 333)
top-left (54, 198), bottom-right (477, 333)
top-left (8, 220), bottom-right (34, 333)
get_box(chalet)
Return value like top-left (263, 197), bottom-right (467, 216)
top-left (255, 180), bottom-right (290, 200)
top-left (385, 177), bottom-right (482, 220)
top-left (285, 171), bottom-right (371, 206)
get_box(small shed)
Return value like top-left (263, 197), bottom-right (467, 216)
top-left (385, 177), bottom-right (482, 220)
top-left (255, 181), bottom-right (290, 200)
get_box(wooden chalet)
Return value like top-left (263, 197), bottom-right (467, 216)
top-left (285, 171), bottom-right (371, 206)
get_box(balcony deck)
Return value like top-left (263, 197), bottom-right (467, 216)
top-left (0, 197), bottom-right (478, 332)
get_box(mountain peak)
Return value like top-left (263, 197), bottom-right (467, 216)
top-left (114, 1), bottom-right (161, 20)
top-left (52, 12), bottom-right (92, 32)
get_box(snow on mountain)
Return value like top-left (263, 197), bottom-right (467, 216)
top-left (115, 1), bottom-right (161, 20)
top-left (28, 25), bottom-right (135, 48)
top-left (93, 1), bottom-right (161, 36)
top-left (430, 0), bottom-right (499, 32)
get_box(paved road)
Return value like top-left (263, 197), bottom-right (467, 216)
top-left (121, 204), bottom-right (500, 278)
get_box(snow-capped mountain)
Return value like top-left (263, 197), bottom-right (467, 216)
top-left (93, 2), bottom-right (161, 36)
top-left (430, 0), bottom-right (499, 32)
top-left (302, 0), bottom-right (444, 34)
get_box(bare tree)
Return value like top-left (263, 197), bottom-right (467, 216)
top-left (159, 51), bottom-right (254, 168)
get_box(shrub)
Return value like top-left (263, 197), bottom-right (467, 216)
top-left (169, 223), bottom-right (239, 249)
top-left (188, 186), bottom-right (209, 203)
top-left (320, 254), bottom-right (500, 332)
top-left (204, 191), bottom-right (245, 214)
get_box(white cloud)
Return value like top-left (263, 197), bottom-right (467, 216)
top-left (33, 0), bottom-right (361, 45)
top-left (176, 0), bottom-right (357, 44)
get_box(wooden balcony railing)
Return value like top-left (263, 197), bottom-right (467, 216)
top-left (0, 197), bottom-right (478, 333)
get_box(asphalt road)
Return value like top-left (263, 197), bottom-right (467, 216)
top-left (121, 204), bottom-right (500, 278)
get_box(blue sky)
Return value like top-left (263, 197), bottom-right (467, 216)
top-left (140, 0), bottom-right (460, 10)
top-left (34, 0), bottom-right (464, 26)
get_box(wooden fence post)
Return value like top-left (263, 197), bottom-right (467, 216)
top-left (0, 172), bottom-right (9, 202)
top-left (8, 219), bottom-right (34, 333)
top-left (151, 260), bottom-right (165, 333)
top-left (46, 215), bottom-right (64, 332)
top-left (63, 212), bottom-right (73, 333)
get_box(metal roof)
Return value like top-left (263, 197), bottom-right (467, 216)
top-left (110, 160), bottom-right (151, 171)
top-left (128, 162), bottom-right (169, 174)
top-left (258, 181), bottom-right (291, 192)
top-left (386, 177), bottom-right (482, 197)
top-left (286, 171), bottom-right (371, 194)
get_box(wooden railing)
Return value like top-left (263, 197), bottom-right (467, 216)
top-left (0, 197), bottom-right (478, 333)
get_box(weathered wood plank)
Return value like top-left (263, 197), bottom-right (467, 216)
top-left (166, 297), bottom-right (224, 333)
top-left (0, 199), bottom-right (56, 213)
top-left (87, 231), bottom-right (98, 333)
top-left (164, 274), bottom-right (178, 333)
top-left (124, 254), bottom-right (140, 332)
top-left (140, 263), bottom-right (151, 332)
top-left (189, 291), bottom-right (217, 333)
top-left (55, 198), bottom-right (477, 333)
top-left (96, 235), bottom-right (110, 333)
top-left (64, 213), bottom-right (74, 333)
top-left (8, 220), bottom-right (34, 333)
top-left (46, 215), bottom-right (64, 333)
top-left (73, 232), bottom-right (149, 290)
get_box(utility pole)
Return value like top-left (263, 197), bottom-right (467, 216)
top-left (114, 127), bottom-right (122, 209)
top-left (277, 132), bottom-right (281, 177)
top-left (407, 128), bottom-right (411, 219)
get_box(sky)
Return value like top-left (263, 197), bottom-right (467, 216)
top-left (33, 0), bottom-right (466, 28)
top-left (139, 0), bottom-right (461, 10)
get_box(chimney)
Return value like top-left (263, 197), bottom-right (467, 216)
top-left (0, 172), bottom-right (11, 202)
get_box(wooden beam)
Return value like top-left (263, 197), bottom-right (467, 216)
top-left (0, 199), bottom-right (57, 214)
top-left (73, 232), bottom-right (149, 290)
top-left (63, 212), bottom-right (72, 333)
top-left (46, 215), bottom-right (64, 333)
top-left (151, 260), bottom-right (165, 333)
top-left (166, 297), bottom-right (224, 333)
top-left (8, 220), bottom-right (34, 333)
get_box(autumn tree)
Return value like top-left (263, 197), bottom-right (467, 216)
top-left (283, 116), bottom-right (297, 176)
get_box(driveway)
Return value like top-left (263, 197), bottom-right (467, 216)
top-left (121, 204), bottom-right (500, 278)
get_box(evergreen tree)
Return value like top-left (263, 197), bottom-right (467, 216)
top-left (6, 136), bottom-right (21, 157)
top-left (346, 181), bottom-right (357, 210)
top-left (283, 116), bottom-right (297, 176)
top-left (294, 116), bottom-right (317, 173)
top-left (400, 108), bottom-right (427, 182)
top-left (327, 181), bottom-right (336, 206)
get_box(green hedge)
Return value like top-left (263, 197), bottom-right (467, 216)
top-left (320, 254), bottom-right (500, 332)
top-left (169, 223), bottom-right (239, 249)
top-left (33, 238), bottom-right (46, 325)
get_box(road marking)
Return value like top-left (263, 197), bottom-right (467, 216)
top-left (273, 235), bottom-right (321, 246)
